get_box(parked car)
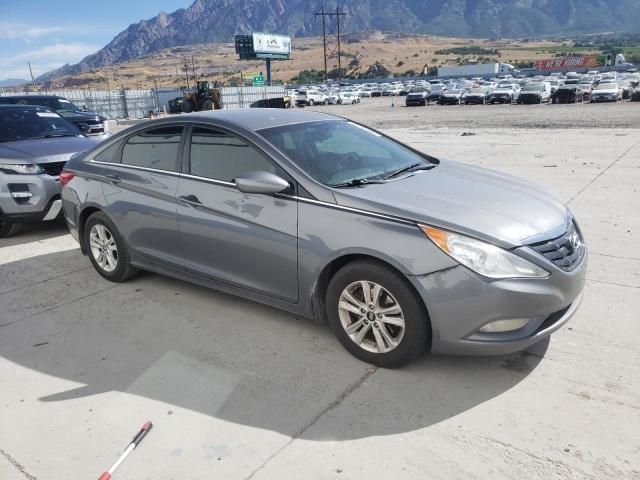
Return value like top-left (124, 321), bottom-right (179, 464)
top-left (579, 81), bottom-right (594, 102)
top-left (0, 105), bottom-right (98, 237)
top-left (439, 89), bottom-right (465, 105)
top-left (518, 83), bottom-right (551, 104)
top-left (590, 83), bottom-right (623, 103)
top-left (427, 85), bottom-right (447, 103)
top-left (405, 87), bottom-right (430, 106)
top-left (463, 88), bottom-right (491, 105)
top-left (330, 92), bottom-right (360, 105)
top-left (488, 84), bottom-right (520, 104)
top-left (0, 95), bottom-right (108, 135)
top-left (554, 80), bottom-right (586, 104)
top-left (61, 110), bottom-right (586, 367)
top-left (295, 90), bottom-right (329, 106)
top-left (370, 86), bottom-right (383, 97)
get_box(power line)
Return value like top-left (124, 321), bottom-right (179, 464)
top-left (314, 2), bottom-right (347, 81)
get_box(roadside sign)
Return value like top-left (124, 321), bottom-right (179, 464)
top-left (252, 73), bottom-right (265, 86)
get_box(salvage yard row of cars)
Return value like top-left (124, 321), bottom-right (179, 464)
top-left (289, 70), bottom-right (640, 107)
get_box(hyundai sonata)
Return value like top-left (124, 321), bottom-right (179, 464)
top-left (61, 110), bottom-right (586, 367)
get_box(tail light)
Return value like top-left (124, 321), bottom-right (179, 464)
top-left (59, 170), bottom-right (76, 187)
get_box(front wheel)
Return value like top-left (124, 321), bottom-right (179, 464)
top-left (84, 212), bottom-right (137, 282)
top-left (326, 260), bottom-right (430, 368)
top-left (308, 99), bottom-right (315, 106)
top-left (324, 99), bottom-right (329, 105)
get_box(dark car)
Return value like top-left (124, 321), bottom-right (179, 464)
top-left (439, 90), bottom-right (464, 105)
top-left (405, 87), bottom-right (429, 106)
top-left (426, 85), bottom-right (446, 103)
top-left (61, 110), bottom-right (586, 367)
top-left (0, 105), bottom-right (98, 237)
top-left (0, 95), bottom-right (108, 135)
top-left (554, 80), bottom-right (585, 104)
top-left (463, 88), bottom-right (491, 105)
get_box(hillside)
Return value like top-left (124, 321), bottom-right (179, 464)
top-left (36, 0), bottom-right (640, 82)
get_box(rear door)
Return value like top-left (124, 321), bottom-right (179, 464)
top-left (99, 125), bottom-right (185, 269)
top-left (176, 125), bottom-right (299, 302)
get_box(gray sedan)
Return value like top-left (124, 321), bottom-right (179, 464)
top-left (61, 110), bottom-right (586, 367)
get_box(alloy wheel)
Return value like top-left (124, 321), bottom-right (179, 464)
top-left (89, 224), bottom-right (118, 272)
top-left (338, 280), bottom-right (405, 354)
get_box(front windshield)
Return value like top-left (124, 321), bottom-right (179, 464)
top-left (523, 84), bottom-right (544, 92)
top-left (595, 84), bottom-right (615, 90)
top-left (258, 120), bottom-right (435, 187)
top-left (0, 108), bottom-right (80, 142)
top-left (447, 90), bottom-right (462, 94)
top-left (56, 98), bottom-right (81, 112)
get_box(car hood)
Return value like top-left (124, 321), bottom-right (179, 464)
top-left (0, 136), bottom-right (100, 164)
top-left (58, 111), bottom-right (105, 122)
top-left (593, 87), bottom-right (618, 94)
top-left (332, 160), bottom-right (568, 248)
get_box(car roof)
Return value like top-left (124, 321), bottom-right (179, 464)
top-left (183, 109), bottom-right (341, 131)
top-left (0, 104), bottom-right (51, 110)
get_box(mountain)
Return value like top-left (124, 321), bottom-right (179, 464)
top-left (0, 78), bottom-right (28, 87)
top-left (37, 0), bottom-right (640, 81)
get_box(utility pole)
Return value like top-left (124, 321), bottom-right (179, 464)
top-left (191, 56), bottom-right (197, 85)
top-left (314, 3), bottom-right (346, 82)
top-left (27, 62), bottom-right (36, 90)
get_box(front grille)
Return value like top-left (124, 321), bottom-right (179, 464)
top-left (40, 161), bottom-right (66, 176)
top-left (527, 222), bottom-right (585, 271)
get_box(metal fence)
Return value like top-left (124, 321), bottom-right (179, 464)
top-left (2, 86), bottom-right (287, 118)
top-left (1, 89), bottom-right (158, 120)
top-left (220, 86), bottom-right (287, 109)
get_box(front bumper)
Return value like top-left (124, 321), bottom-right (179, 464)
top-left (0, 172), bottom-right (63, 223)
top-left (489, 96), bottom-right (511, 104)
top-left (412, 251), bottom-right (587, 355)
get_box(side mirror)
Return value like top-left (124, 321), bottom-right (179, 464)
top-left (78, 123), bottom-right (91, 135)
top-left (234, 171), bottom-right (290, 195)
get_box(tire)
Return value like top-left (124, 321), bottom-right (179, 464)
top-left (308, 99), bottom-right (315, 106)
top-left (0, 221), bottom-right (20, 238)
top-left (326, 260), bottom-right (430, 368)
top-left (182, 100), bottom-right (194, 113)
top-left (324, 99), bottom-right (329, 105)
top-left (202, 99), bottom-right (214, 110)
top-left (84, 212), bottom-right (137, 283)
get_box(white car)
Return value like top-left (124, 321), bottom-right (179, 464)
top-left (295, 90), bottom-right (329, 106)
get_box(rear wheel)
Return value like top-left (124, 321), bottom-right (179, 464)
top-left (0, 221), bottom-right (20, 238)
top-left (326, 260), bottom-right (430, 368)
top-left (84, 212), bottom-right (137, 282)
top-left (202, 99), bottom-right (214, 110)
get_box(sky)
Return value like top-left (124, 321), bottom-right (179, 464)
top-left (0, 0), bottom-right (190, 81)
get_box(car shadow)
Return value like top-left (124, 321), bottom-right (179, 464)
top-left (0, 218), bottom-right (69, 248)
top-left (0, 248), bottom-right (547, 441)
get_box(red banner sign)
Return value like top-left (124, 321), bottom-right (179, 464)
top-left (534, 55), bottom-right (600, 71)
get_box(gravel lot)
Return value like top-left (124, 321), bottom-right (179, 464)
top-left (1, 103), bottom-right (639, 479)
top-left (308, 96), bottom-right (640, 130)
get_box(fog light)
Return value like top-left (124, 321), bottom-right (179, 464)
top-left (478, 318), bottom-right (530, 333)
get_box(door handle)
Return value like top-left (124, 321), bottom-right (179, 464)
top-left (178, 194), bottom-right (202, 206)
top-left (104, 173), bottom-right (121, 184)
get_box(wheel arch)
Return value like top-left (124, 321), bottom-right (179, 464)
top-left (309, 253), bottom-right (432, 346)
top-left (77, 205), bottom-right (118, 255)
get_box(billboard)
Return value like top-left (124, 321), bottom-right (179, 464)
top-left (235, 33), bottom-right (291, 60)
top-left (534, 55), bottom-right (600, 71)
top-left (252, 33), bottom-right (291, 56)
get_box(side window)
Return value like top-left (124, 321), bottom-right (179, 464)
top-left (189, 126), bottom-right (278, 182)
top-left (121, 126), bottom-right (183, 172)
top-left (93, 141), bottom-right (122, 163)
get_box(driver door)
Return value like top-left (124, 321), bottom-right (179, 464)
top-left (176, 125), bottom-right (299, 303)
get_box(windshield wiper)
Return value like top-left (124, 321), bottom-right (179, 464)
top-left (384, 163), bottom-right (435, 180)
top-left (331, 178), bottom-right (388, 188)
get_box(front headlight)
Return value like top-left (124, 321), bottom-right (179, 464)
top-left (420, 225), bottom-right (549, 279)
top-left (0, 163), bottom-right (44, 174)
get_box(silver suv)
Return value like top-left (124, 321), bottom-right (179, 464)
top-left (0, 105), bottom-right (98, 237)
